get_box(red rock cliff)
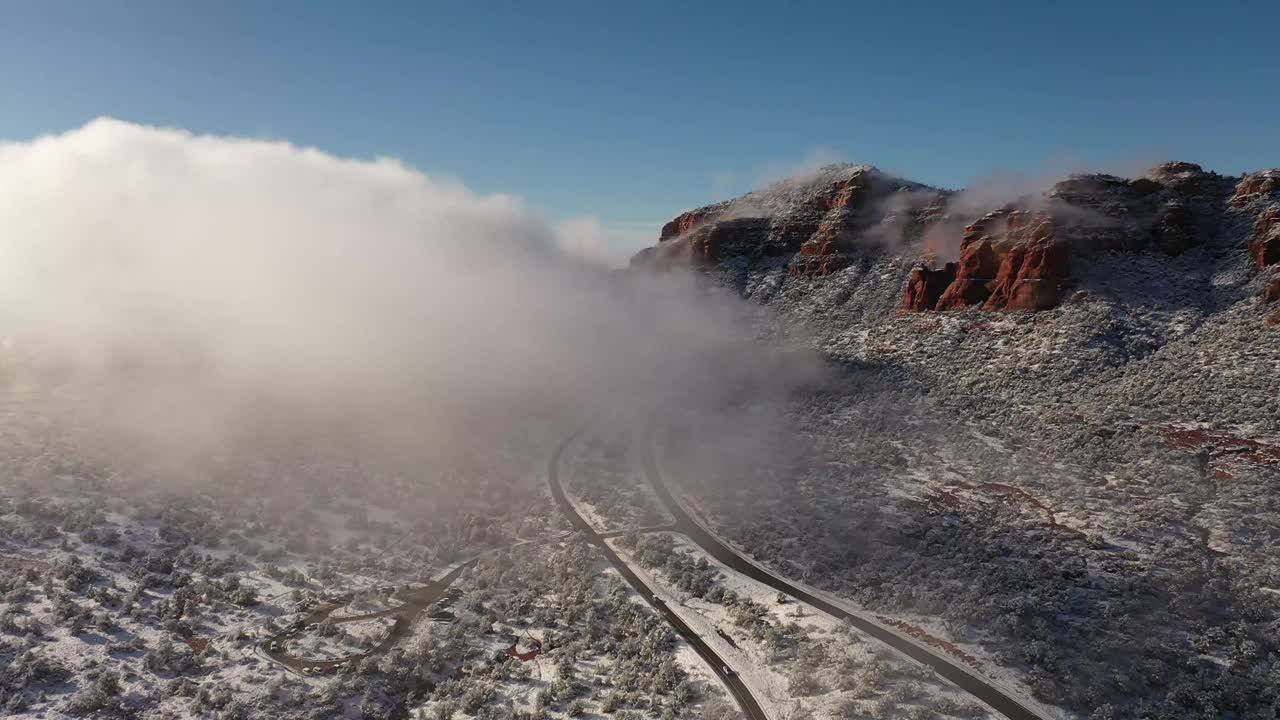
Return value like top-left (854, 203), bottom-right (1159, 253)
top-left (919, 210), bottom-right (1069, 312)
top-left (659, 206), bottom-right (726, 243)
top-left (902, 264), bottom-right (958, 312)
top-left (635, 165), bottom-right (945, 277)
top-left (1231, 172), bottom-right (1280, 270)
top-left (637, 161), bottom-right (1280, 318)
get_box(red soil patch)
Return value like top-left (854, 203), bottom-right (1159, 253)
top-left (923, 479), bottom-right (1085, 540)
top-left (505, 642), bottom-right (542, 663)
top-left (876, 616), bottom-right (983, 672)
top-left (1164, 427), bottom-right (1280, 479)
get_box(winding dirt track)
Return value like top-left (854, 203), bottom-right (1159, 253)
top-left (262, 562), bottom-right (473, 673)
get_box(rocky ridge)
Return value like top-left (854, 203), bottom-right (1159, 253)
top-left (634, 161), bottom-right (1280, 316)
top-left (633, 165), bottom-right (947, 278)
top-left (638, 161), bottom-right (1280, 720)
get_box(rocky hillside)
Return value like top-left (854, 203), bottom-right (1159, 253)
top-left (633, 158), bottom-right (1280, 525)
top-left (633, 162), bottom-right (1280, 320)
top-left (633, 165), bottom-right (948, 278)
top-left (639, 163), bottom-right (1280, 719)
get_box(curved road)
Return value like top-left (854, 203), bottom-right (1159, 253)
top-left (264, 422), bottom-right (1042, 720)
top-left (548, 432), bottom-right (766, 720)
top-left (640, 434), bottom-right (1045, 720)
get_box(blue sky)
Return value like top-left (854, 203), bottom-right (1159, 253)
top-left (3, 0), bottom-right (1278, 254)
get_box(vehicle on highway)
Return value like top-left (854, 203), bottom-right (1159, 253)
top-left (722, 665), bottom-right (735, 676)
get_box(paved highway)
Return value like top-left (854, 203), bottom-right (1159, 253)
top-left (548, 431), bottom-right (766, 720)
top-left (640, 433), bottom-right (1046, 720)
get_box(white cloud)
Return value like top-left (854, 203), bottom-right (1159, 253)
top-left (754, 146), bottom-right (848, 186)
top-left (710, 170), bottom-right (738, 200)
top-left (708, 147), bottom-right (849, 203)
top-left (0, 118), bottom-right (554, 394)
top-left (0, 118), bottom-right (819, 470)
top-left (554, 216), bottom-right (658, 266)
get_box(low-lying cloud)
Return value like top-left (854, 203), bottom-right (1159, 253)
top-left (554, 216), bottom-right (659, 266)
top-left (0, 118), bottom-right (821, 477)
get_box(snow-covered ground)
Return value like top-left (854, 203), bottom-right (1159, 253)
top-left (654, 437), bottom-right (1069, 720)
top-left (283, 617), bottom-right (394, 660)
top-left (613, 533), bottom-right (1003, 720)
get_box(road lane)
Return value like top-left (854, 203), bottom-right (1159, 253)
top-left (641, 435), bottom-right (1046, 720)
top-left (548, 431), bottom-right (766, 720)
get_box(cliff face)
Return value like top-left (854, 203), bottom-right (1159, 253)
top-left (633, 165), bottom-right (947, 278)
top-left (905, 162), bottom-right (1233, 311)
top-left (1232, 171), bottom-right (1280, 270)
top-left (635, 161), bottom-right (1280, 316)
top-left (923, 210), bottom-right (1068, 312)
top-left (1226, 169), bottom-right (1280, 325)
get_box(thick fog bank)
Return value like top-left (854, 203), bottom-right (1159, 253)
top-left (0, 119), bottom-right (821, 481)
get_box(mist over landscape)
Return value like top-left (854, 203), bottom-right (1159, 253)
top-left (0, 119), bottom-right (822, 487)
top-left (2, 5), bottom-right (1279, 720)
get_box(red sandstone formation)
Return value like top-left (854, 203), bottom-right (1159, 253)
top-left (1229, 172), bottom-right (1280, 271)
top-left (685, 225), bottom-right (720, 265)
top-left (902, 263), bottom-right (958, 312)
top-left (786, 172), bottom-right (891, 277)
top-left (659, 206), bottom-right (725, 242)
top-left (1149, 161), bottom-right (1205, 181)
top-left (789, 238), bottom-right (851, 276)
top-left (1230, 171), bottom-right (1280, 209)
top-left (639, 165), bottom-right (945, 278)
top-left (982, 240), bottom-right (1071, 312)
top-left (1248, 206), bottom-right (1279, 269)
top-left (922, 210), bottom-right (1068, 312)
top-left (637, 161), bottom-right (1280, 317)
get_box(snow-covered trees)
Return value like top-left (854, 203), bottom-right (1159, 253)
top-left (143, 638), bottom-right (201, 676)
top-left (0, 649), bottom-right (71, 713)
